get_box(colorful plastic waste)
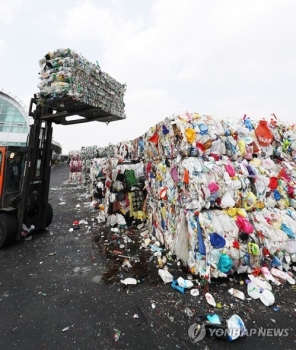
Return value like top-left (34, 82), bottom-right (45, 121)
top-left (228, 288), bottom-right (245, 300)
top-left (226, 314), bottom-right (247, 341)
top-left (120, 278), bottom-right (137, 285)
top-left (247, 282), bottom-right (261, 299)
top-left (188, 313), bottom-right (246, 342)
top-left (205, 292), bottom-right (216, 307)
top-left (171, 280), bottom-right (185, 294)
top-left (177, 276), bottom-right (194, 289)
top-left (190, 289), bottom-right (200, 296)
top-left (259, 289), bottom-right (275, 306)
top-left (80, 112), bottom-right (296, 285)
top-left (158, 269), bottom-right (174, 284)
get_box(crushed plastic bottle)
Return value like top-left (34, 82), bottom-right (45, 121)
top-left (184, 307), bottom-right (194, 317)
top-left (177, 277), bottom-right (194, 288)
top-left (113, 329), bottom-right (121, 341)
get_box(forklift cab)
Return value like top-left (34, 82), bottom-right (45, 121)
top-left (0, 121), bottom-right (54, 248)
top-left (6, 151), bottom-right (24, 190)
top-left (0, 147), bottom-right (26, 204)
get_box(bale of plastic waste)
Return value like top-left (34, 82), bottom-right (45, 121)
top-left (37, 48), bottom-right (126, 119)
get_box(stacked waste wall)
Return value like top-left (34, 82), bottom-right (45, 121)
top-left (81, 113), bottom-right (296, 279)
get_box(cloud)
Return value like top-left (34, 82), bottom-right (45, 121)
top-left (0, 0), bottom-right (23, 24)
top-left (19, 93), bottom-right (32, 113)
top-left (59, 0), bottom-right (141, 46)
top-left (123, 87), bottom-right (184, 136)
top-left (0, 39), bottom-right (6, 54)
top-left (60, 1), bottom-right (115, 43)
top-left (154, 0), bottom-right (296, 85)
top-left (210, 95), bottom-right (265, 120)
top-left (8, 0), bottom-right (295, 152)
top-left (54, 0), bottom-right (296, 90)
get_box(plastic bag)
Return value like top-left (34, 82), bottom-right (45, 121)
top-left (236, 216), bottom-right (254, 233)
top-left (255, 120), bottom-right (273, 147)
top-left (170, 167), bottom-right (179, 182)
top-left (198, 123), bottom-right (209, 135)
top-left (243, 192), bottom-right (257, 211)
top-left (217, 253), bottom-right (233, 273)
top-left (281, 223), bottom-right (296, 238)
top-left (196, 216), bottom-right (206, 255)
top-left (225, 164), bottom-right (236, 177)
top-left (248, 242), bottom-right (259, 255)
top-left (244, 143), bottom-right (253, 160)
top-left (185, 128), bottom-right (196, 143)
top-left (230, 247), bottom-right (240, 260)
top-left (210, 233), bottom-right (226, 248)
top-left (227, 314), bottom-right (247, 341)
top-left (221, 191), bottom-right (235, 208)
top-left (208, 182), bottom-right (220, 193)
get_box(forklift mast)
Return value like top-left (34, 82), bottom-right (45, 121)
top-left (16, 101), bottom-right (53, 241)
top-left (14, 96), bottom-right (125, 241)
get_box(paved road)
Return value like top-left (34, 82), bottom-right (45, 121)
top-left (0, 163), bottom-right (295, 350)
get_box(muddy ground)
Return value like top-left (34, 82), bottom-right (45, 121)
top-left (0, 162), bottom-right (295, 350)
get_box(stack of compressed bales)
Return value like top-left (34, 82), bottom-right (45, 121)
top-left (142, 113), bottom-right (296, 278)
top-left (81, 142), bottom-right (145, 226)
top-left (36, 48), bottom-right (126, 119)
top-left (80, 146), bottom-right (101, 185)
top-left (69, 153), bottom-right (83, 184)
top-left (81, 146), bottom-right (100, 160)
top-left (86, 155), bottom-right (145, 226)
top-left (81, 112), bottom-right (296, 279)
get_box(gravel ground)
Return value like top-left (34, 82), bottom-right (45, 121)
top-left (0, 162), bottom-right (295, 350)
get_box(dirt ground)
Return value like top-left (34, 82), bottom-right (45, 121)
top-left (0, 162), bottom-right (295, 350)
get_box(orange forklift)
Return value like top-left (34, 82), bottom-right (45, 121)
top-left (0, 96), bottom-right (124, 248)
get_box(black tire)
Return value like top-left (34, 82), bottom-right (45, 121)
top-left (45, 203), bottom-right (53, 228)
top-left (0, 213), bottom-right (17, 248)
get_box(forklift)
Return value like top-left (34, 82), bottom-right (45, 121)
top-left (0, 95), bottom-right (125, 248)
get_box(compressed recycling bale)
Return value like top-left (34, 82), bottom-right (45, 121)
top-left (37, 48), bottom-right (126, 119)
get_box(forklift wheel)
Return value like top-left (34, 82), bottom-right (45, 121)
top-left (0, 213), bottom-right (17, 248)
top-left (45, 203), bottom-right (53, 227)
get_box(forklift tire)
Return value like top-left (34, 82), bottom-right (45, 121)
top-left (45, 203), bottom-right (53, 228)
top-left (0, 213), bottom-right (17, 248)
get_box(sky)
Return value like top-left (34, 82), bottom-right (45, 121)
top-left (1, 0), bottom-right (296, 154)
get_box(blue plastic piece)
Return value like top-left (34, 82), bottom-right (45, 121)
top-left (171, 280), bottom-right (185, 294)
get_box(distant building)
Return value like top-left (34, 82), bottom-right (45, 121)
top-left (52, 140), bottom-right (62, 163)
top-left (0, 88), bottom-right (62, 160)
top-left (0, 88), bottom-right (30, 146)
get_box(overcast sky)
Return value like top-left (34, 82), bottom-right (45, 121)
top-left (1, 0), bottom-right (296, 153)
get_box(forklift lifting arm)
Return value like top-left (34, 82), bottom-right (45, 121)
top-left (29, 95), bottom-right (125, 125)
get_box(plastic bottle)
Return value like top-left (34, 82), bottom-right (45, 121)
top-left (177, 277), bottom-right (194, 289)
